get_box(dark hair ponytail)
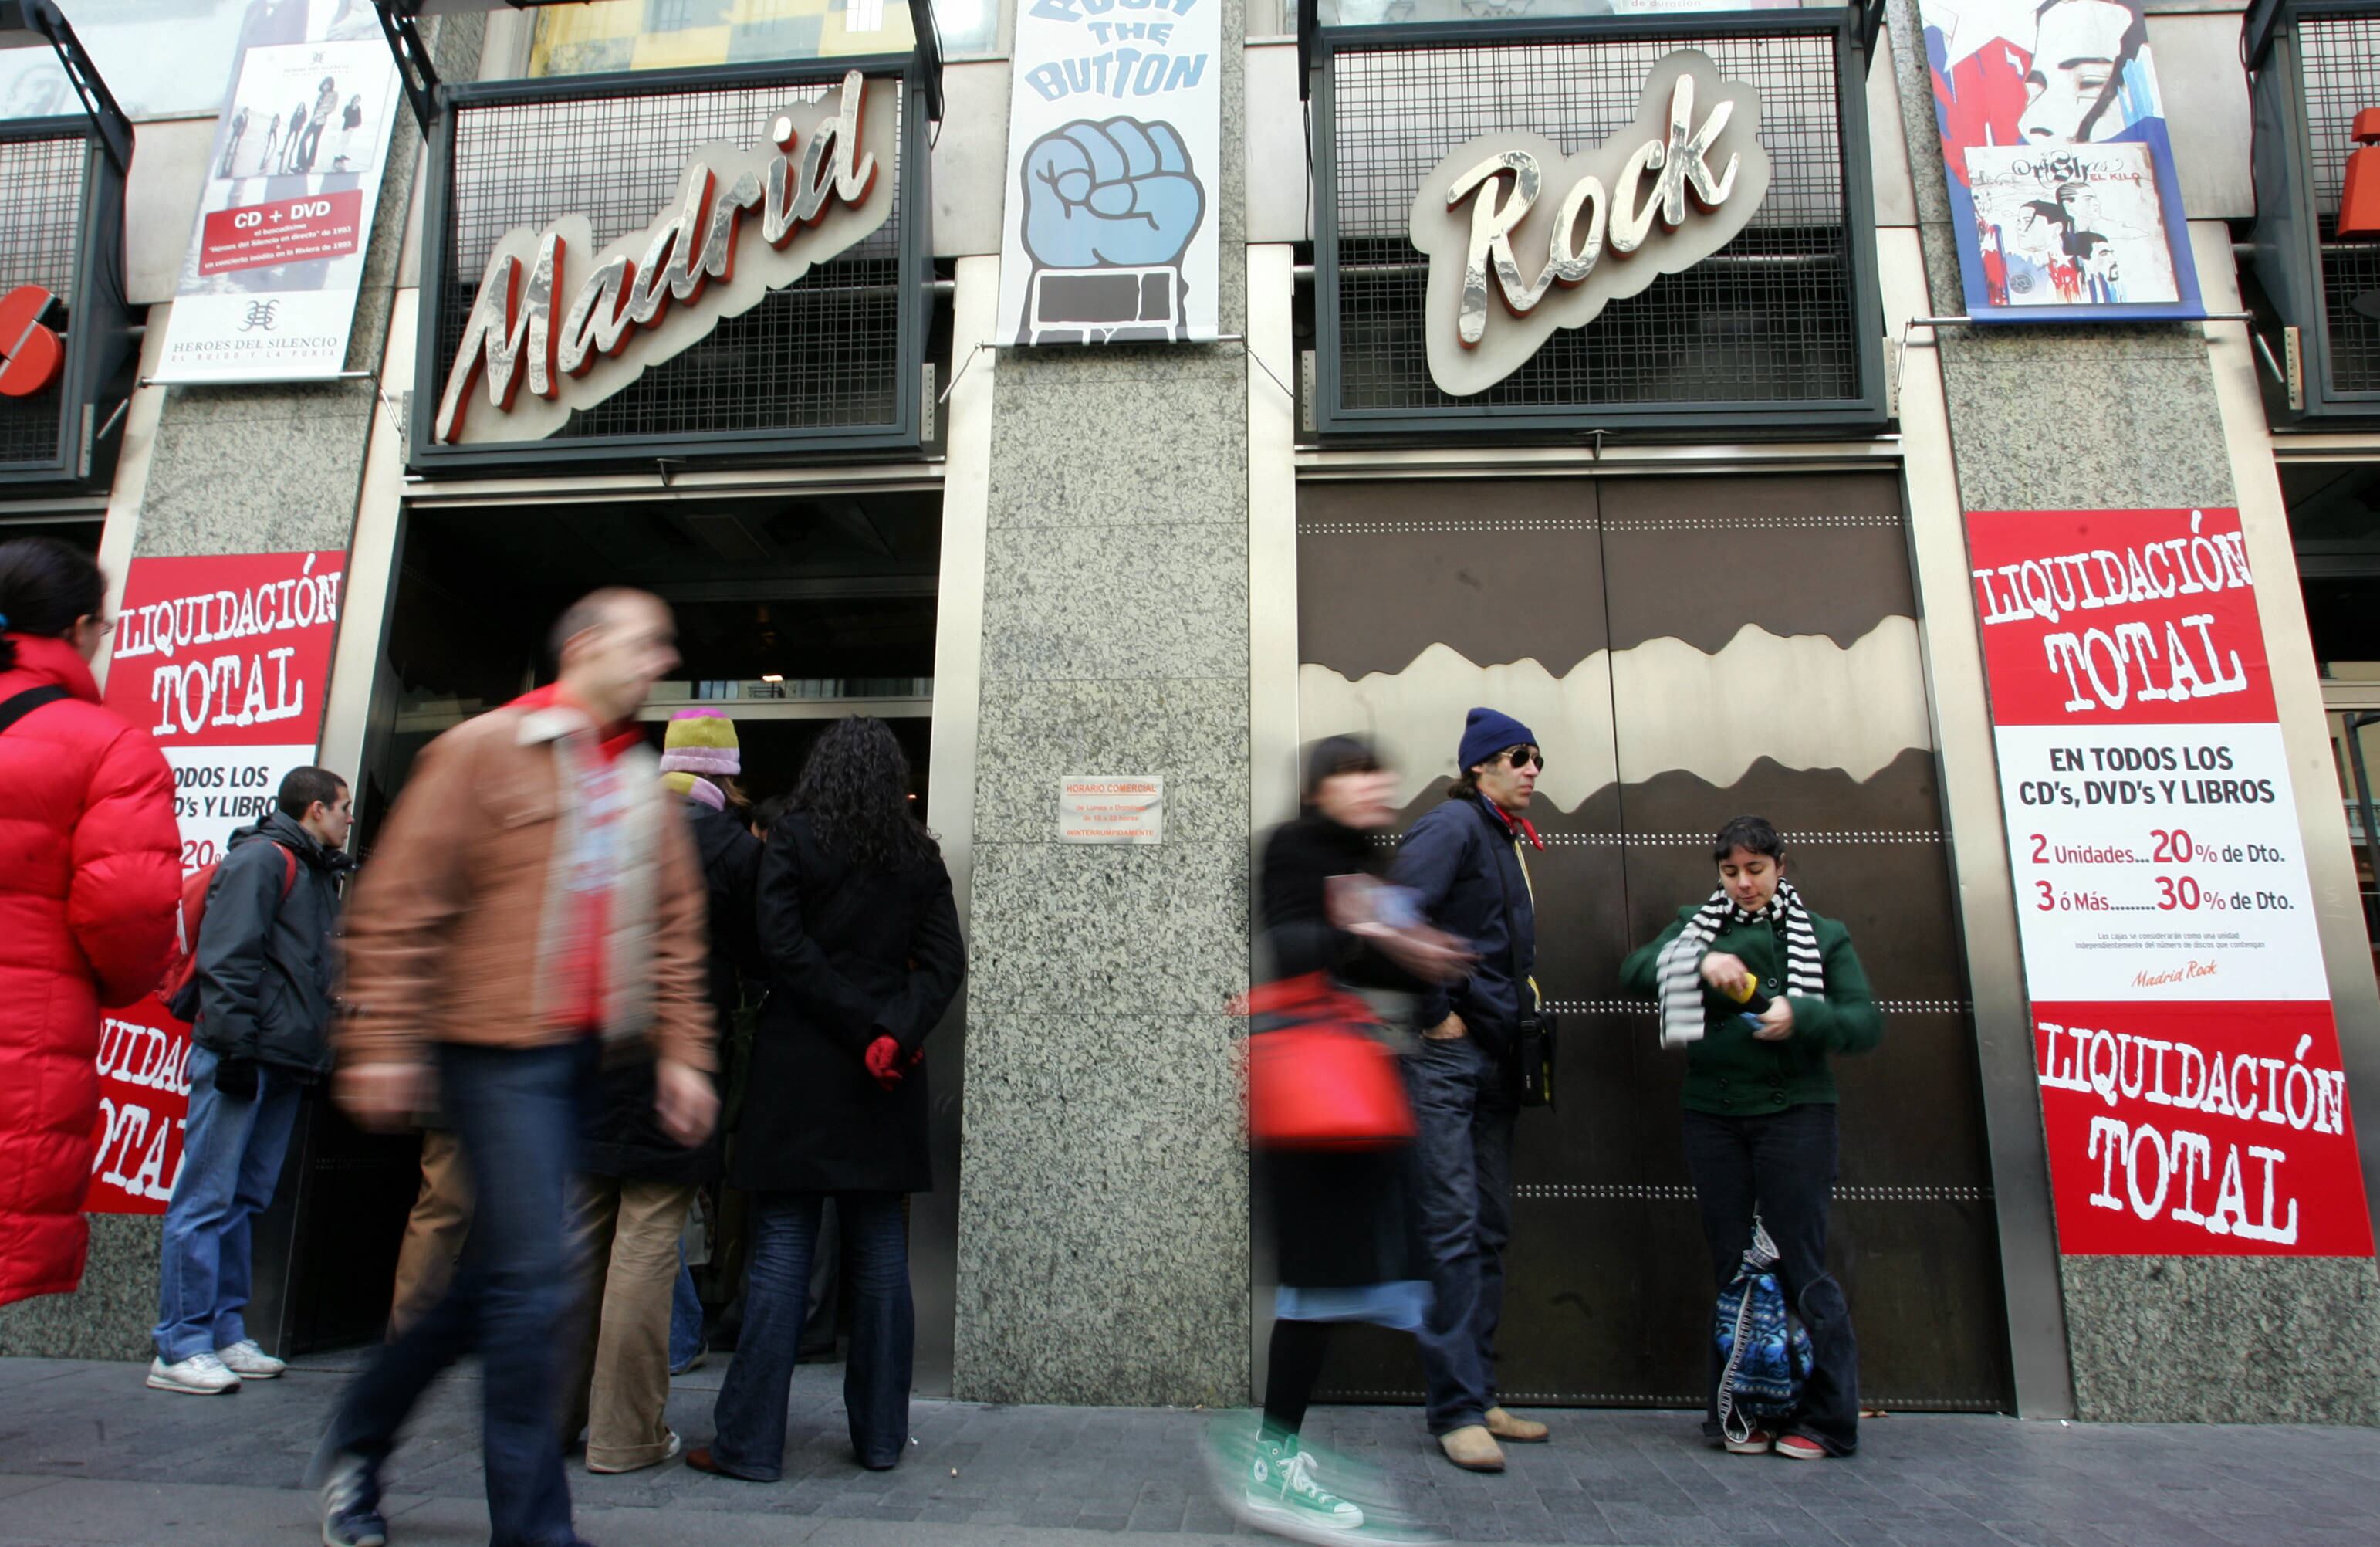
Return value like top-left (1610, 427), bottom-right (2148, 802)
top-left (0, 536), bottom-right (104, 672)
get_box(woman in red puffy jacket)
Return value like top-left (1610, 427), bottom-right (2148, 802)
top-left (0, 537), bottom-right (180, 1308)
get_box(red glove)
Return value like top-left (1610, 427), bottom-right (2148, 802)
top-left (864, 1035), bottom-right (904, 1089)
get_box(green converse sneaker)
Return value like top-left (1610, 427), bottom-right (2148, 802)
top-left (1245, 1435), bottom-right (1365, 1542)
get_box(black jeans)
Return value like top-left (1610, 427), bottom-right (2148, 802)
top-left (322, 1041), bottom-right (597, 1545)
top-left (1408, 1033), bottom-right (1518, 1435)
top-left (1679, 1103), bottom-right (1858, 1456)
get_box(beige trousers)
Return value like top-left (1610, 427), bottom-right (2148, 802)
top-left (560, 1176), bottom-right (695, 1472)
top-left (388, 1127), bottom-right (472, 1338)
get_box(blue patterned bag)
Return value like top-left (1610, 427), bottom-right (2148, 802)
top-left (1713, 1218), bottom-right (1814, 1444)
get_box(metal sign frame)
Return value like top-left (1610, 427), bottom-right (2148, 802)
top-left (2247, 0), bottom-right (2380, 425)
top-left (0, 113), bottom-right (134, 493)
top-left (407, 54), bottom-right (935, 477)
top-left (1308, 10), bottom-right (1888, 444)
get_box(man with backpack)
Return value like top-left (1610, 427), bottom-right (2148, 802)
top-left (147, 766), bottom-right (353, 1396)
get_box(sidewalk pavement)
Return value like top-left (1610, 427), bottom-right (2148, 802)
top-left (0, 1354), bottom-right (2373, 1547)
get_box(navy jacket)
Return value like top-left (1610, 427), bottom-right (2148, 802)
top-left (194, 811), bottom-right (351, 1078)
top-left (1391, 795), bottom-right (1538, 1052)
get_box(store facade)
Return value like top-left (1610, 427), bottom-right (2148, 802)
top-left (0, 0), bottom-right (2375, 1427)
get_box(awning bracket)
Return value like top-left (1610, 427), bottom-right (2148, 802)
top-left (15, 1), bottom-right (133, 174)
top-left (373, 1), bottom-right (443, 139)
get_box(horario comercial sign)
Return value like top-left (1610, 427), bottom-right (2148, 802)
top-left (85, 550), bottom-right (344, 1214)
top-left (433, 69), bottom-right (892, 445)
top-left (1965, 507), bottom-right (2372, 1256)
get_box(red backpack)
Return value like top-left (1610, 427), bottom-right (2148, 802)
top-left (161, 841), bottom-right (298, 1023)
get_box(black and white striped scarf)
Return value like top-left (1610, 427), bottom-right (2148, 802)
top-left (1656, 880), bottom-right (1824, 1049)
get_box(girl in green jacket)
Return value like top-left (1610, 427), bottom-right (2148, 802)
top-left (1619, 816), bottom-right (1881, 1461)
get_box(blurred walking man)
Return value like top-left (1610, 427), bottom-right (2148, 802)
top-left (311, 589), bottom-right (718, 1547)
top-left (1391, 707), bottom-right (1551, 1474)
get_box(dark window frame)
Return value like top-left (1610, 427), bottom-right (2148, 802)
top-left (1307, 10), bottom-right (1889, 445)
top-left (2248, 0), bottom-right (2380, 425)
top-left (406, 52), bottom-right (935, 478)
top-left (0, 113), bottom-right (134, 493)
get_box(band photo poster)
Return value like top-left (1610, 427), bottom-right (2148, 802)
top-left (1920, 0), bottom-right (2205, 323)
top-left (153, 1), bottom-right (401, 383)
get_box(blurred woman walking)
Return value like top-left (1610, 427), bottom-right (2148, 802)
top-left (691, 716), bottom-right (963, 1478)
top-left (1224, 736), bottom-right (1469, 1542)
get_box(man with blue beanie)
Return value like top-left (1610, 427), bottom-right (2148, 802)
top-left (1391, 706), bottom-right (1550, 1472)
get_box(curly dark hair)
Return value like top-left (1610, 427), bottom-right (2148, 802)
top-left (789, 716), bottom-right (935, 871)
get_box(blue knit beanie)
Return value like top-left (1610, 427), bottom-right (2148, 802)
top-left (1458, 706), bottom-right (1537, 777)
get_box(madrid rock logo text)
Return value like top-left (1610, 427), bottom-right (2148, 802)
top-left (1408, 50), bottom-right (1771, 398)
top-left (434, 70), bottom-right (891, 446)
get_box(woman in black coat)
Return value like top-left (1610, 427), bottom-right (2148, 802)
top-left (1224, 736), bottom-right (1469, 1536)
top-left (693, 717), bottom-right (963, 1478)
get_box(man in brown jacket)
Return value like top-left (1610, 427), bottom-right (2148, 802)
top-left (309, 588), bottom-right (718, 1547)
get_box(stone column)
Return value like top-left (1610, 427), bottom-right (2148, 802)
top-left (0, 15), bottom-right (484, 1362)
top-left (952, 7), bottom-right (1253, 1406)
top-left (1885, 2), bottom-right (2380, 1423)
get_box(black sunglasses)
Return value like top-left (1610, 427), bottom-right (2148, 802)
top-left (1499, 745), bottom-right (1544, 770)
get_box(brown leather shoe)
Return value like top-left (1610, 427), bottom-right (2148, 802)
top-left (1438, 1423), bottom-right (1506, 1472)
top-left (1485, 1407), bottom-right (1549, 1443)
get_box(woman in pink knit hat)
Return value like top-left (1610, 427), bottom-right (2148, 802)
top-left (559, 707), bottom-right (765, 1472)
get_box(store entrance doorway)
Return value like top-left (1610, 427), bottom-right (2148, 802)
top-left (254, 489), bottom-right (941, 1355)
top-left (1288, 470), bottom-right (2014, 1414)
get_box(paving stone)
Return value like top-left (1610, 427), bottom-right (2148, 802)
top-left (1, 1358), bottom-right (2378, 1545)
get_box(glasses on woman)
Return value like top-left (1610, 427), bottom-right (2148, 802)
top-left (1500, 746), bottom-right (1543, 770)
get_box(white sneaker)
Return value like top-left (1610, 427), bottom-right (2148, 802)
top-left (147, 1352), bottom-right (242, 1395)
top-left (218, 1339), bottom-right (286, 1379)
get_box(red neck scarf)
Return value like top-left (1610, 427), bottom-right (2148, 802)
top-left (1478, 794), bottom-right (1546, 852)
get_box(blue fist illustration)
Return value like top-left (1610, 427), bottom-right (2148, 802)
top-left (1021, 117), bottom-right (1205, 271)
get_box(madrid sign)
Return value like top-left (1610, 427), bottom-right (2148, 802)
top-left (1408, 50), bottom-right (1770, 398)
top-left (434, 70), bottom-right (894, 445)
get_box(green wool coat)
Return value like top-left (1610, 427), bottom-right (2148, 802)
top-left (1618, 902), bottom-right (1883, 1115)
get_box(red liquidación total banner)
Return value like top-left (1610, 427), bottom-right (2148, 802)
top-left (83, 550), bottom-right (344, 1214)
top-left (1964, 506), bottom-right (2372, 1256)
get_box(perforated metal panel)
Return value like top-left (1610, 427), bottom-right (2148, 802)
top-left (0, 134), bottom-right (86, 467)
top-left (1317, 20), bottom-right (1873, 431)
top-left (433, 69), bottom-right (911, 451)
top-left (2299, 14), bottom-right (2380, 395)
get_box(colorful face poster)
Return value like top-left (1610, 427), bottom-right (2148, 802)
top-left (1919, 0), bottom-right (2205, 322)
top-left (996, 0), bottom-right (1221, 345)
top-left (85, 550), bottom-right (345, 1214)
top-left (151, 2), bottom-right (401, 383)
top-left (1963, 508), bottom-right (2372, 1256)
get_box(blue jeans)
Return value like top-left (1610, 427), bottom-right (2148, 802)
top-left (670, 1247), bottom-right (704, 1371)
top-left (1408, 1032), bottom-right (1518, 1435)
top-left (154, 1044), bottom-right (303, 1362)
top-left (1681, 1103), bottom-right (1859, 1456)
top-left (708, 1191), bottom-right (911, 1476)
top-left (319, 1041), bottom-right (596, 1547)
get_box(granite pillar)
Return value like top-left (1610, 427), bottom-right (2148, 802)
top-left (0, 15), bottom-right (484, 1363)
top-left (1885, 2), bottom-right (2380, 1424)
top-left (950, 6), bottom-right (1253, 1407)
